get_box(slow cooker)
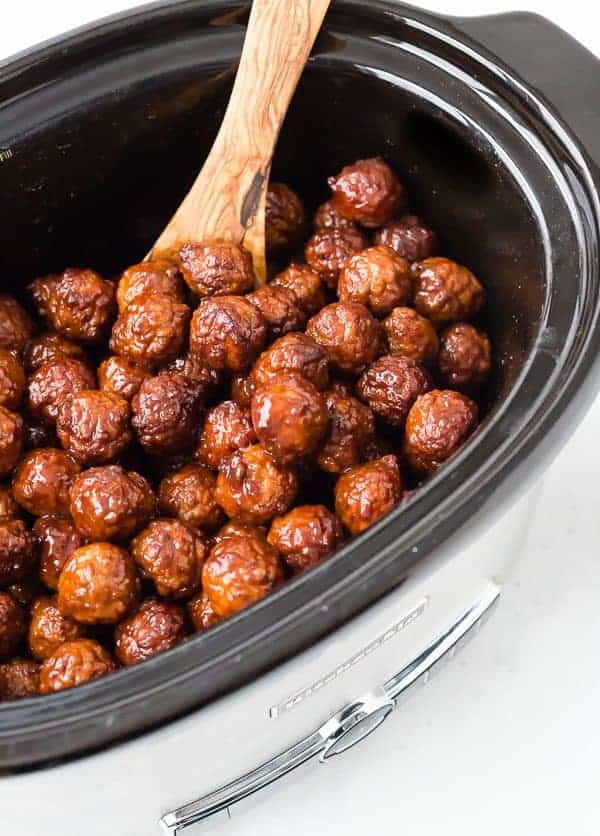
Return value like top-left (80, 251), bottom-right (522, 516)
top-left (2, 1), bottom-right (600, 833)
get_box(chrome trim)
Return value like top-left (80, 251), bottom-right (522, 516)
top-left (159, 583), bottom-right (500, 834)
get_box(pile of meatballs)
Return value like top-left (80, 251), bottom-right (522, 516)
top-left (0, 157), bottom-right (490, 701)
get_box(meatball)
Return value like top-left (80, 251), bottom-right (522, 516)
top-left (131, 372), bottom-right (202, 456)
top-left (0, 592), bottom-right (26, 657)
top-left (335, 455), bottom-right (403, 535)
top-left (114, 597), bottom-right (186, 666)
top-left (271, 263), bottom-right (326, 315)
top-left (413, 257), bottom-right (484, 328)
top-left (230, 373), bottom-right (255, 409)
top-left (29, 268), bottom-right (116, 342)
top-left (190, 296), bottom-right (267, 373)
top-left (58, 543), bottom-right (139, 624)
top-left (383, 306), bottom-right (439, 366)
top-left (374, 214), bottom-right (438, 263)
top-left (110, 292), bottom-right (190, 368)
top-left (56, 390), bottom-right (132, 466)
top-left (0, 295), bottom-right (35, 355)
top-left (28, 596), bottom-right (85, 661)
top-left (338, 245), bottom-right (412, 317)
top-left (328, 156), bottom-right (406, 228)
top-left (70, 466), bottom-right (156, 542)
top-left (39, 638), bottom-right (115, 694)
top-left (251, 375), bottom-right (328, 464)
top-left (247, 284), bottom-right (305, 339)
top-left (312, 199), bottom-right (356, 231)
top-left (195, 401), bottom-right (256, 469)
top-left (202, 529), bottom-right (282, 618)
top-left (0, 349), bottom-right (25, 410)
top-left (357, 356), bottom-right (432, 429)
top-left (23, 332), bottom-right (86, 373)
top-left (0, 407), bottom-right (24, 477)
top-left (304, 226), bottom-right (369, 288)
top-left (178, 240), bottom-right (255, 298)
top-left (0, 484), bottom-right (19, 519)
top-left (23, 418), bottom-right (57, 450)
top-left (265, 182), bottom-right (306, 251)
top-left (268, 505), bottom-right (344, 573)
top-left (98, 355), bottom-right (149, 402)
top-left (116, 259), bottom-right (184, 313)
top-left (34, 516), bottom-right (82, 590)
top-left (404, 389), bottom-right (479, 473)
top-left (306, 302), bottom-right (379, 374)
top-left (27, 357), bottom-right (96, 425)
top-left (317, 391), bottom-right (375, 474)
top-left (161, 352), bottom-right (222, 393)
top-left (187, 591), bottom-right (221, 631)
top-left (12, 448), bottom-right (80, 517)
top-left (0, 658), bottom-right (39, 701)
top-left (215, 444), bottom-right (298, 525)
top-left (251, 333), bottom-right (329, 391)
top-left (438, 323), bottom-right (492, 391)
top-left (131, 518), bottom-right (207, 598)
top-left (158, 464), bottom-right (224, 531)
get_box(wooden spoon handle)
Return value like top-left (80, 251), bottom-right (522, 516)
top-left (149, 0), bottom-right (331, 279)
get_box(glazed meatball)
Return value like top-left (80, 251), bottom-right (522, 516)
top-left (12, 448), bottom-right (80, 517)
top-left (56, 390), bottom-right (132, 466)
top-left (0, 484), bottom-right (19, 519)
top-left (195, 401), bottom-right (256, 469)
top-left (23, 332), bottom-right (86, 373)
top-left (131, 518), bottom-right (207, 598)
top-left (312, 199), bottom-right (356, 231)
top-left (404, 389), bottom-right (479, 473)
top-left (271, 263), bottom-right (326, 315)
top-left (357, 356), bottom-right (432, 429)
top-left (251, 333), bottom-right (329, 391)
top-left (27, 357), bottom-right (96, 425)
top-left (115, 597), bottom-right (186, 666)
top-left (110, 292), bottom-right (190, 369)
top-left (268, 505), bottom-right (344, 573)
top-left (230, 373), bottom-right (255, 409)
top-left (306, 302), bottom-right (379, 374)
top-left (251, 375), bottom-right (328, 464)
top-left (187, 591), bottom-right (221, 631)
top-left (28, 596), bottom-right (85, 661)
top-left (178, 240), bottom-right (255, 298)
top-left (305, 226), bottom-right (369, 288)
top-left (98, 355), bottom-right (149, 402)
top-left (438, 323), bottom-right (492, 391)
top-left (0, 349), bottom-right (25, 410)
top-left (265, 182), bottom-right (306, 251)
top-left (0, 295), bottom-right (35, 355)
top-left (131, 372), bottom-right (202, 456)
top-left (0, 658), bottom-right (39, 700)
top-left (0, 592), bottom-right (26, 657)
top-left (338, 245), bottom-right (412, 317)
top-left (1, 519), bottom-right (36, 587)
top-left (39, 638), bottom-right (115, 694)
top-left (33, 516), bottom-right (82, 590)
top-left (328, 157), bottom-right (406, 228)
top-left (116, 259), bottom-right (184, 313)
top-left (374, 214), bottom-right (438, 262)
top-left (70, 466), bottom-right (156, 542)
top-left (247, 284), bottom-right (305, 339)
top-left (413, 257), bottom-right (484, 328)
top-left (58, 543), bottom-right (139, 624)
top-left (335, 455), bottom-right (403, 535)
top-left (202, 529), bottom-right (282, 618)
top-left (161, 352), bottom-right (222, 393)
top-left (29, 268), bottom-right (116, 342)
top-left (0, 407), bottom-right (24, 477)
top-left (317, 391), bottom-right (375, 474)
top-left (215, 444), bottom-right (298, 525)
top-left (158, 464), bottom-right (224, 530)
top-left (383, 306), bottom-right (439, 366)
top-left (190, 295), bottom-right (267, 373)
top-left (23, 418), bottom-right (57, 451)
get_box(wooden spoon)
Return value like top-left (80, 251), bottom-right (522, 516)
top-left (147, 0), bottom-right (332, 283)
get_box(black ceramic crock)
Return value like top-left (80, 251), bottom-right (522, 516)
top-left (1, 0), bottom-right (600, 769)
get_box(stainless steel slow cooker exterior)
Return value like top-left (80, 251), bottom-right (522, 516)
top-left (2, 2), bottom-right (600, 833)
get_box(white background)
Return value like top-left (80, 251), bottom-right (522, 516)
top-left (2, 2), bottom-right (600, 834)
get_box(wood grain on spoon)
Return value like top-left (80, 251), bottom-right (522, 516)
top-left (148, 0), bottom-right (331, 283)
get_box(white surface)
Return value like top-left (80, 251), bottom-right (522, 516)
top-left (2, 1), bottom-right (600, 834)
